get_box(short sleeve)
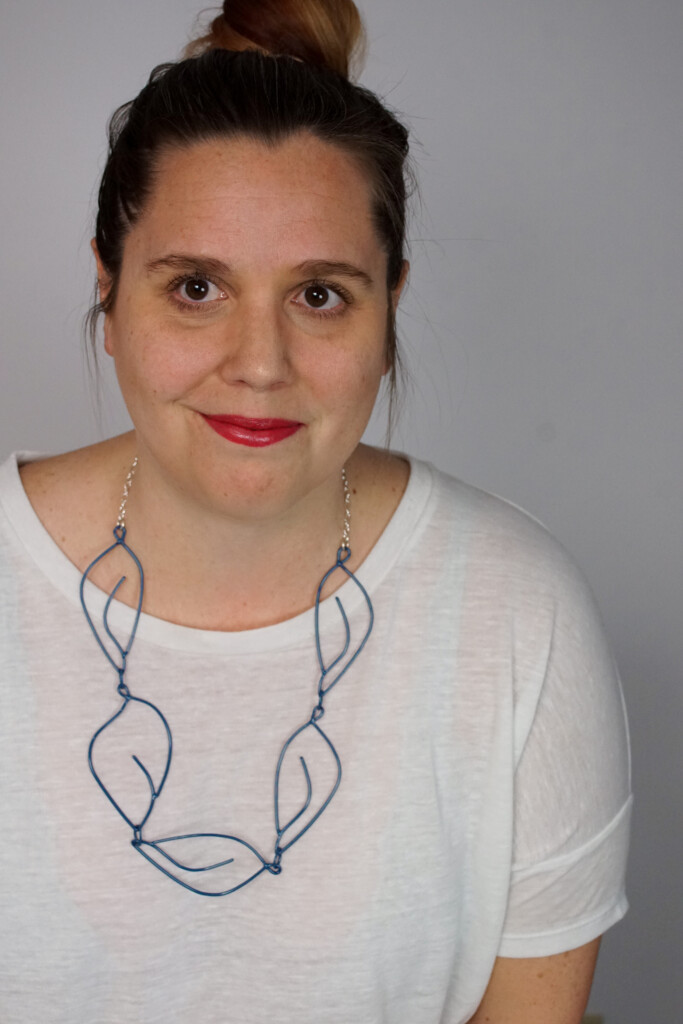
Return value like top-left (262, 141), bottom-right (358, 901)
top-left (498, 538), bottom-right (632, 958)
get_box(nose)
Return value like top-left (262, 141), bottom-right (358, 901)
top-left (218, 299), bottom-right (291, 391)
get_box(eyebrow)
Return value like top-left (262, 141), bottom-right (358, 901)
top-left (145, 254), bottom-right (230, 277)
top-left (145, 254), bottom-right (374, 289)
top-left (294, 260), bottom-right (374, 289)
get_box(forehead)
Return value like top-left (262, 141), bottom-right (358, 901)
top-left (127, 133), bottom-right (381, 269)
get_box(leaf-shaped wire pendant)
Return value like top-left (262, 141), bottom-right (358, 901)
top-left (133, 833), bottom-right (270, 896)
top-left (267, 547), bottom-right (374, 862)
top-left (314, 547), bottom-right (374, 700)
top-left (82, 532), bottom-right (174, 835)
top-left (274, 719), bottom-right (342, 855)
top-left (82, 519), bottom-right (374, 895)
top-left (89, 694), bottom-right (172, 832)
top-left (80, 525), bottom-right (143, 675)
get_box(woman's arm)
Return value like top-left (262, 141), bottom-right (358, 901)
top-left (467, 938), bottom-right (601, 1024)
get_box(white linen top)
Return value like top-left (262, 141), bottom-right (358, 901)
top-left (0, 452), bottom-right (631, 1024)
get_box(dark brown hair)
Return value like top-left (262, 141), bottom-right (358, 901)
top-left (89, 0), bottom-right (411, 396)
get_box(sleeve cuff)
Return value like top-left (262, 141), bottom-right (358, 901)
top-left (496, 893), bottom-right (629, 958)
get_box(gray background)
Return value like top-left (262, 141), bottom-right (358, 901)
top-left (1, 1), bottom-right (681, 1019)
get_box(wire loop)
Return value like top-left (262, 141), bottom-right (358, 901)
top-left (81, 463), bottom-right (373, 896)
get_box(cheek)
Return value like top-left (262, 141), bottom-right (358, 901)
top-left (306, 341), bottom-right (385, 418)
top-left (113, 326), bottom-right (216, 401)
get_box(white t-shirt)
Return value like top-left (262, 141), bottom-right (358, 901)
top-left (0, 452), bottom-right (631, 1024)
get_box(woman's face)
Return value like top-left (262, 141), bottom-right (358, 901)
top-left (99, 133), bottom-right (402, 521)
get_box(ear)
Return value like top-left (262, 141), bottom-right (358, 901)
top-left (382, 260), bottom-right (410, 376)
top-left (390, 259), bottom-right (410, 313)
top-left (91, 239), bottom-right (115, 356)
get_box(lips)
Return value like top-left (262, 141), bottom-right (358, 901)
top-left (200, 413), bottom-right (303, 448)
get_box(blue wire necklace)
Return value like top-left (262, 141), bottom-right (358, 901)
top-left (80, 459), bottom-right (374, 896)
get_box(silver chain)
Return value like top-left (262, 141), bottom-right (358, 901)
top-left (116, 455), bottom-right (351, 549)
top-left (116, 456), bottom-right (139, 530)
top-left (341, 467), bottom-right (351, 551)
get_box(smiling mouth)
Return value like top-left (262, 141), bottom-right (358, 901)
top-left (200, 414), bottom-right (303, 447)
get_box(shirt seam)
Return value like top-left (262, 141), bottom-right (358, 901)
top-left (510, 794), bottom-right (632, 877)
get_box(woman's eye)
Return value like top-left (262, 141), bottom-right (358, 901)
top-left (294, 284), bottom-right (346, 314)
top-left (175, 277), bottom-right (224, 304)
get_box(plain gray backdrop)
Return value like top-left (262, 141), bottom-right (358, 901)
top-left (1, 1), bottom-right (682, 1019)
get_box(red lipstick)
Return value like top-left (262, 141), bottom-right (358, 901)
top-left (201, 414), bottom-right (302, 447)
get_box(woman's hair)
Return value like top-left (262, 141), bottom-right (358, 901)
top-left (185, 0), bottom-right (364, 78)
top-left (89, 0), bottom-right (411, 395)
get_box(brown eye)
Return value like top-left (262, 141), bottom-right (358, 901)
top-left (294, 283), bottom-right (346, 315)
top-left (304, 285), bottom-right (331, 308)
top-left (173, 276), bottom-right (225, 308)
top-left (183, 278), bottom-right (211, 301)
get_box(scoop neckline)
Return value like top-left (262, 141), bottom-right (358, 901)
top-left (0, 451), bottom-right (434, 654)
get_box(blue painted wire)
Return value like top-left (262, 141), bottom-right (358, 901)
top-left (81, 529), bottom-right (373, 897)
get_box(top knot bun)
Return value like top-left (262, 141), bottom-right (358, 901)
top-left (186, 0), bottom-right (365, 79)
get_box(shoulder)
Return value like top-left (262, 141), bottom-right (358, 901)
top-left (15, 434), bottom-right (135, 567)
top-left (423, 461), bottom-right (585, 588)
top-left (406, 460), bottom-right (611, 659)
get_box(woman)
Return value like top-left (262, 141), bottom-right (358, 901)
top-left (0, 1), bottom-right (630, 1021)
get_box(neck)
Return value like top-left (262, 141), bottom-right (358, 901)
top-left (118, 449), bottom-right (351, 632)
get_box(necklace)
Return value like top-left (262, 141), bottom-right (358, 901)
top-left (80, 460), bottom-right (373, 896)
